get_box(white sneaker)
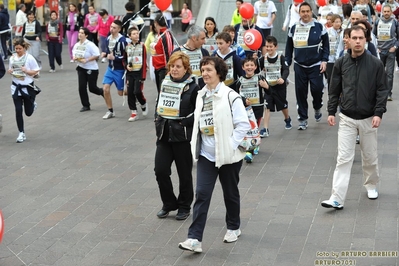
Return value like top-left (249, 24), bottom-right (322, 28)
top-left (367, 189), bottom-right (378, 199)
top-left (178, 238), bottom-right (202, 253)
top-left (141, 103), bottom-right (148, 116)
top-left (60, 64), bottom-right (63, 70)
top-left (70, 59), bottom-right (74, 63)
top-left (223, 229), bottom-right (241, 243)
top-left (396, 67), bottom-right (399, 72)
top-left (0, 114), bottom-right (2, 133)
top-left (16, 132), bottom-right (26, 143)
top-left (128, 112), bottom-right (138, 122)
top-left (102, 111), bottom-right (115, 120)
top-left (321, 199), bottom-right (344, 209)
top-left (49, 69), bottom-right (55, 73)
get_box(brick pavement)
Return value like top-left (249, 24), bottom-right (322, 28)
top-left (0, 49), bottom-right (398, 266)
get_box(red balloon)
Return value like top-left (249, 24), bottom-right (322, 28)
top-left (0, 210), bottom-right (4, 243)
top-left (376, 3), bottom-right (382, 12)
top-left (35, 0), bottom-right (45, 8)
top-left (341, 0), bottom-right (350, 4)
top-left (244, 29), bottom-right (263, 51)
top-left (293, 0), bottom-right (305, 3)
top-left (154, 0), bottom-right (172, 12)
top-left (318, 0), bottom-right (328, 7)
top-left (239, 3), bottom-right (255, 20)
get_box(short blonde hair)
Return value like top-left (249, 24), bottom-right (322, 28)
top-left (167, 52), bottom-right (192, 75)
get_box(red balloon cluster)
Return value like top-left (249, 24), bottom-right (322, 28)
top-left (244, 29), bottom-right (263, 50)
top-left (341, 0), bottom-right (350, 4)
top-left (293, 0), bottom-right (305, 3)
top-left (155, 0), bottom-right (172, 12)
top-left (240, 3), bottom-right (255, 19)
top-left (36, 0), bottom-right (45, 8)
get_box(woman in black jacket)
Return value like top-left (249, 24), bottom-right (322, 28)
top-left (154, 52), bottom-right (200, 221)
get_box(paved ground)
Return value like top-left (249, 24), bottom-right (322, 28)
top-left (0, 47), bottom-right (398, 266)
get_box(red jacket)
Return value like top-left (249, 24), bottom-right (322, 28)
top-left (152, 27), bottom-right (174, 70)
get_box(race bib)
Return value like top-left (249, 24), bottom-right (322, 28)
top-left (199, 96), bottom-right (214, 135)
top-left (293, 24), bottom-right (311, 48)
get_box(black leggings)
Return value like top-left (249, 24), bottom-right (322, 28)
top-left (126, 74), bottom-right (146, 110)
top-left (13, 94), bottom-right (35, 132)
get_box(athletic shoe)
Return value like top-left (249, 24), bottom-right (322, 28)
top-left (34, 102), bottom-right (37, 112)
top-left (396, 67), bottom-right (399, 72)
top-left (223, 229), bottom-right (241, 243)
top-left (178, 238), bottom-right (202, 253)
top-left (102, 111), bottom-right (115, 119)
top-left (141, 103), bottom-right (148, 116)
top-left (367, 189), bottom-right (378, 199)
top-left (284, 117), bottom-right (292, 130)
top-left (253, 146), bottom-right (259, 155)
top-left (259, 128), bottom-right (269, 138)
top-left (60, 64), bottom-right (63, 70)
top-left (315, 109), bottom-right (322, 122)
top-left (356, 135), bottom-right (360, 144)
top-left (16, 132), bottom-right (26, 143)
top-left (70, 59), bottom-right (74, 63)
top-left (49, 69), bottom-right (55, 73)
top-left (244, 152), bottom-right (253, 163)
top-left (128, 112), bottom-right (138, 122)
top-left (321, 199), bottom-right (343, 209)
top-left (298, 120), bottom-right (308, 130)
top-left (0, 114), bottom-right (2, 133)
top-left (387, 95), bottom-right (393, 101)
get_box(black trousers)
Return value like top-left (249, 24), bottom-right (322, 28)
top-left (155, 67), bottom-right (166, 94)
top-left (0, 32), bottom-right (8, 59)
top-left (188, 156), bottom-right (242, 242)
top-left (88, 32), bottom-right (98, 47)
top-left (76, 66), bottom-right (103, 108)
top-left (126, 74), bottom-right (146, 110)
top-left (47, 41), bottom-right (62, 70)
top-left (13, 88), bottom-right (35, 132)
top-left (154, 139), bottom-right (194, 213)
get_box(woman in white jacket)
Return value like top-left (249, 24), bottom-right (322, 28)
top-left (179, 56), bottom-right (250, 253)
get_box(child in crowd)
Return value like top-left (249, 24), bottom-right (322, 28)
top-left (325, 13), bottom-right (333, 29)
top-left (258, 35), bottom-right (290, 138)
top-left (213, 32), bottom-right (244, 91)
top-left (222, 25), bottom-right (246, 59)
top-left (123, 27), bottom-right (148, 122)
top-left (236, 57), bottom-right (268, 162)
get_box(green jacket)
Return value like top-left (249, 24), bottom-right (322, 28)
top-left (231, 9), bottom-right (242, 25)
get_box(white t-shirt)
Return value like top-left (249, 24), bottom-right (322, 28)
top-left (254, 0), bottom-right (277, 29)
top-left (162, 4), bottom-right (173, 20)
top-left (9, 53), bottom-right (40, 95)
top-left (72, 39), bottom-right (100, 70)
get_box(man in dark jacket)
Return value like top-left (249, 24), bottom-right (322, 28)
top-left (0, 4), bottom-right (10, 60)
top-left (321, 25), bottom-right (389, 210)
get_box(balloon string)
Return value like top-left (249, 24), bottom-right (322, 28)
top-left (122, 3), bottom-right (149, 27)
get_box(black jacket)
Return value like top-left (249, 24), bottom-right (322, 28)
top-left (0, 8), bottom-right (10, 32)
top-left (64, 12), bottom-right (84, 31)
top-left (22, 20), bottom-right (42, 41)
top-left (328, 49), bottom-right (388, 119)
top-left (155, 73), bottom-right (200, 142)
